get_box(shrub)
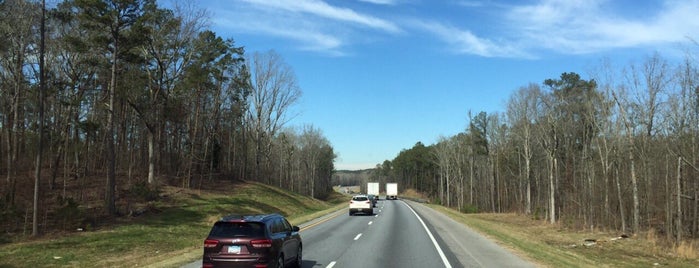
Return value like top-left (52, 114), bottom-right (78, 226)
top-left (129, 181), bottom-right (160, 201)
top-left (56, 197), bottom-right (83, 230)
top-left (461, 204), bottom-right (479, 214)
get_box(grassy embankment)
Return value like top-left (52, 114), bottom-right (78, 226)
top-left (401, 188), bottom-right (698, 267)
top-left (428, 205), bottom-right (699, 268)
top-left (0, 181), bottom-right (347, 268)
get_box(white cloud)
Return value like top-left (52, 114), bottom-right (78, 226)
top-left (411, 20), bottom-right (532, 58)
top-left (240, 0), bottom-right (401, 33)
top-left (214, 0), bottom-right (402, 55)
top-left (214, 10), bottom-right (346, 55)
top-left (506, 0), bottom-right (699, 54)
top-left (212, 0), bottom-right (699, 57)
top-left (358, 0), bottom-right (397, 5)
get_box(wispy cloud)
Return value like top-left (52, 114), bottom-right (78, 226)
top-left (413, 0), bottom-right (699, 58)
top-left (213, 6), bottom-right (342, 53)
top-left (357, 0), bottom-right (397, 5)
top-left (240, 0), bottom-right (401, 33)
top-left (506, 0), bottom-right (699, 54)
top-left (214, 0), bottom-right (401, 55)
top-left (211, 0), bottom-right (699, 58)
top-left (411, 20), bottom-right (532, 58)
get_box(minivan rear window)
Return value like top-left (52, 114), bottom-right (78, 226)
top-left (353, 197), bottom-right (368, 201)
top-left (209, 222), bottom-right (265, 238)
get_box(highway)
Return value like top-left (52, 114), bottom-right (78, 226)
top-left (185, 198), bottom-right (536, 268)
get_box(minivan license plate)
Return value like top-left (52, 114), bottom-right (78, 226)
top-left (227, 245), bottom-right (241, 254)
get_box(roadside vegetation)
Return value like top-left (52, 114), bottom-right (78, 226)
top-left (404, 196), bottom-right (698, 267)
top-left (0, 181), bottom-right (346, 268)
top-left (3, 181), bottom-right (696, 268)
top-left (1, 0), bottom-right (336, 241)
top-left (452, 210), bottom-right (699, 268)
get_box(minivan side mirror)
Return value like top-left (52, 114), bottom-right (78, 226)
top-left (292, 226), bottom-right (300, 232)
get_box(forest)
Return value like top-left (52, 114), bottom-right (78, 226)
top-left (372, 52), bottom-right (699, 245)
top-left (1, 0), bottom-right (336, 237)
top-left (4, 0), bottom-right (699, 250)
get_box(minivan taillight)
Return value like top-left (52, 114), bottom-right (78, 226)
top-left (204, 239), bottom-right (219, 248)
top-left (251, 239), bottom-right (273, 248)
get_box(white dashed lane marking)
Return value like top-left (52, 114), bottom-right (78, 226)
top-left (354, 233), bottom-right (362, 240)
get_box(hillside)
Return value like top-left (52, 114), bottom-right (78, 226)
top-left (0, 177), bottom-right (346, 267)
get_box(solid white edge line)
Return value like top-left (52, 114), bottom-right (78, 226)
top-left (403, 202), bottom-right (453, 268)
top-left (326, 261), bottom-right (337, 268)
top-left (354, 233), bottom-right (362, 240)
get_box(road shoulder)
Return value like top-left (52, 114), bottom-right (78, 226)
top-left (405, 200), bottom-right (537, 268)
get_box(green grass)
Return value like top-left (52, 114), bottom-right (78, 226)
top-left (0, 182), bottom-right (346, 268)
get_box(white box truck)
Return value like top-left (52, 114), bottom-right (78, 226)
top-left (367, 182), bottom-right (379, 198)
top-left (386, 183), bottom-right (398, 200)
top-left (367, 182), bottom-right (379, 206)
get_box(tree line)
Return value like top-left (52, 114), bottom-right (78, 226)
top-left (381, 52), bottom-right (699, 243)
top-left (0, 0), bottom-right (335, 236)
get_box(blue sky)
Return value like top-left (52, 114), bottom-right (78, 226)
top-left (178, 0), bottom-right (699, 170)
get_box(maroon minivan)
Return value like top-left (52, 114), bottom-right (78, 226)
top-left (203, 214), bottom-right (302, 268)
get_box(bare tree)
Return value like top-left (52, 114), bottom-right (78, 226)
top-left (33, 0), bottom-right (47, 237)
top-left (298, 125), bottom-right (331, 198)
top-left (612, 90), bottom-right (640, 234)
top-left (434, 136), bottom-right (452, 206)
top-left (629, 54), bottom-right (672, 230)
top-left (589, 58), bottom-right (621, 230)
top-left (1, 0), bottom-right (37, 203)
top-left (506, 83), bottom-right (541, 214)
top-left (537, 92), bottom-right (559, 224)
top-left (246, 50), bottom-right (301, 182)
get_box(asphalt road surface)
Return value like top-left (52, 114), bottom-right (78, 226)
top-left (184, 198), bottom-right (536, 268)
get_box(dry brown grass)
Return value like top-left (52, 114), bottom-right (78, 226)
top-left (402, 188), bottom-right (430, 201)
top-left (675, 241), bottom-right (698, 259)
top-left (427, 205), bottom-right (699, 268)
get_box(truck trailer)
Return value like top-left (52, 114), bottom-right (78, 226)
top-left (367, 182), bottom-right (379, 198)
top-left (386, 183), bottom-right (398, 200)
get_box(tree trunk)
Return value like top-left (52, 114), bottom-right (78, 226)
top-left (676, 156), bottom-right (682, 242)
top-left (549, 155), bottom-right (556, 224)
top-left (525, 148), bottom-right (531, 214)
top-left (665, 155), bottom-right (672, 241)
top-left (33, 1), bottom-right (46, 236)
top-left (615, 166), bottom-right (627, 234)
top-left (630, 148), bottom-right (639, 233)
top-left (105, 33), bottom-right (118, 216)
top-left (469, 153), bottom-right (474, 205)
top-left (148, 130), bottom-right (155, 184)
